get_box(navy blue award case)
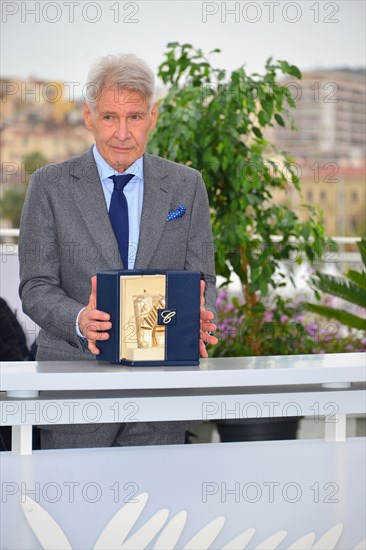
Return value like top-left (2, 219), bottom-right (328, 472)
top-left (96, 270), bottom-right (201, 366)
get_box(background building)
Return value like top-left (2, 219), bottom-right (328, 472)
top-left (271, 69), bottom-right (366, 236)
top-left (0, 78), bottom-right (93, 187)
top-left (272, 69), bottom-right (365, 161)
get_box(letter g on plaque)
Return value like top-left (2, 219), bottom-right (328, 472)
top-left (158, 309), bottom-right (177, 325)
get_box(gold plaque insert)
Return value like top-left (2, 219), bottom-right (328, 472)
top-left (119, 274), bottom-right (166, 361)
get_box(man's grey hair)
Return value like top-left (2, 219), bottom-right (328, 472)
top-left (85, 53), bottom-right (155, 109)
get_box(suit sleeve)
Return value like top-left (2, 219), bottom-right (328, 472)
top-left (185, 172), bottom-right (217, 318)
top-left (18, 170), bottom-right (86, 349)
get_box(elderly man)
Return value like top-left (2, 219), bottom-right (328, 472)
top-left (19, 54), bottom-right (217, 449)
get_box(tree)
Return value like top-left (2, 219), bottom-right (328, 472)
top-left (149, 43), bottom-right (328, 355)
top-left (1, 152), bottom-right (47, 227)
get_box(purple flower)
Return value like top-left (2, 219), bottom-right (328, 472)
top-left (280, 315), bottom-right (289, 324)
top-left (217, 290), bottom-right (229, 308)
top-left (319, 327), bottom-right (332, 341)
top-left (263, 311), bottom-right (273, 322)
top-left (306, 322), bottom-right (318, 335)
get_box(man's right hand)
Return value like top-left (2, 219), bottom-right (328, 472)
top-left (78, 276), bottom-right (112, 355)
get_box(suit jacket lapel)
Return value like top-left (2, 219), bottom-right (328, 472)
top-left (69, 148), bottom-right (123, 268)
top-left (135, 153), bottom-right (173, 268)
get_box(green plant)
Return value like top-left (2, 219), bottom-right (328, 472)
top-left (212, 290), bottom-right (366, 357)
top-left (304, 239), bottom-right (366, 331)
top-left (0, 152), bottom-right (47, 227)
top-left (0, 185), bottom-right (27, 228)
top-left (212, 292), bottom-right (314, 356)
top-left (149, 43), bottom-right (328, 355)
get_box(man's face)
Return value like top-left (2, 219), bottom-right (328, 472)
top-left (83, 86), bottom-right (158, 172)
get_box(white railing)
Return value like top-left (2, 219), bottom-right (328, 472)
top-left (0, 229), bottom-right (20, 238)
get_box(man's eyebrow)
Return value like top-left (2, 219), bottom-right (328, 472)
top-left (99, 109), bottom-right (146, 116)
top-left (127, 110), bottom-right (146, 116)
top-left (99, 110), bottom-right (118, 116)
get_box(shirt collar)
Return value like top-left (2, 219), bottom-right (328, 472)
top-left (92, 144), bottom-right (143, 181)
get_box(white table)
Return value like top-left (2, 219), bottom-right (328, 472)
top-left (1, 353), bottom-right (365, 454)
top-left (1, 354), bottom-right (365, 550)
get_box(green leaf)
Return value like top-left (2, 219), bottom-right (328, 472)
top-left (305, 244), bottom-right (314, 262)
top-left (304, 303), bottom-right (366, 331)
top-left (274, 113), bottom-right (285, 127)
top-left (259, 277), bottom-right (269, 296)
top-left (357, 239), bottom-right (366, 268)
top-left (289, 65), bottom-right (302, 79)
top-left (258, 111), bottom-right (268, 126)
top-left (312, 273), bottom-right (366, 308)
top-left (301, 225), bottom-right (310, 241)
top-left (347, 270), bottom-right (366, 291)
top-left (252, 127), bottom-right (263, 139)
top-left (279, 61), bottom-right (302, 79)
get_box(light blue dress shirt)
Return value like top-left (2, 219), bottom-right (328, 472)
top-left (76, 145), bottom-right (144, 340)
top-left (92, 144), bottom-right (144, 269)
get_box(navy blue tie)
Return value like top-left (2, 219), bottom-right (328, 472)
top-left (108, 174), bottom-right (134, 269)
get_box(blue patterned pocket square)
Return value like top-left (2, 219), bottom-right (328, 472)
top-left (167, 204), bottom-right (186, 221)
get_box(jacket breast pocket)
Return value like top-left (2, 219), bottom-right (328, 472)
top-left (164, 218), bottom-right (188, 232)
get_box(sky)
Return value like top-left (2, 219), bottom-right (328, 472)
top-left (1, 0), bottom-right (365, 91)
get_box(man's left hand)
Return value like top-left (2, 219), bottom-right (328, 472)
top-left (199, 280), bottom-right (218, 358)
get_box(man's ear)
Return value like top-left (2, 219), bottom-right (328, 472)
top-left (150, 102), bottom-right (158, 130)
top-left (83, 102), bottom-right (93, 130)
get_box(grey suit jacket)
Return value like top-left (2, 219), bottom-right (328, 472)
top-left (19, 148), bottom-right (217, 360)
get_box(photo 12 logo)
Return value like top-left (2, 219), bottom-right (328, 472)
top-left (201, 2), bottom-right (340, 24)
top-left (201, 480), bottom-right (340, 504)
top-left (1, 2), bottom-right (140, 24)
